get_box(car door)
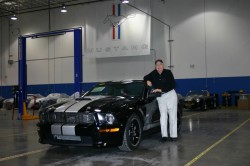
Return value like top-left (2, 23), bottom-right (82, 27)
top-left (145, 91), bottom-right (160, 124)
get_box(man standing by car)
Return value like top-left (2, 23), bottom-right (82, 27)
top-left (144, 59), bottom-right (178, 143)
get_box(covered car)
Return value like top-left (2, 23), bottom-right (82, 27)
top-left (56, 92), bottom-right (80, 104)
top-left (37, 80), bottom-right (183, 151)
top-left (184, 90), bottom-right (217, 110)
top-left (3, 94), bottom-right (40, 110)
top-left (26, 94), bottom-right (44, 109)
top-left (28, 93), bottom-right (69, 110)
top-left (2, 98), bottom-right (15, 110)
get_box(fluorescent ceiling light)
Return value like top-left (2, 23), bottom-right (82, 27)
top-left (61, 4), bottom-right (67, 13)
top-left (10, 14), bottom-right (17, 20)
top-left (122, 0), bottom-right (129, 4)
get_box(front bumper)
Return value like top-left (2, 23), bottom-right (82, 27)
top-left (37, 122), bottom-right (124, 147)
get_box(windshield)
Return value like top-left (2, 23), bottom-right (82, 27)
top-left (86, 82), bottom-right (145, 98)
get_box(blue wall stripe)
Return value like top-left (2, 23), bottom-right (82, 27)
top-left (175, 76), bottom-right (250, 96)
top-left (1, 76), bottom-right (249, 105)
top-left (0, 83), bottom-right (98, 99)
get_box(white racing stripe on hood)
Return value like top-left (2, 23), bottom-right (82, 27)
top-left (65, 96), bottom-right (106, 113)
top-left (65, 96), bottom-right (107, 113)
top-left (54, 100), bottom-right (78, 113)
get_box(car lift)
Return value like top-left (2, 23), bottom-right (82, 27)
top-left (18, 27), bottom-right (82, 120)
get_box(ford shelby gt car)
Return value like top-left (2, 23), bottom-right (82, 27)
top-left (37, 80), bottom-right (183, 151)
top-left (184, 90), bottom-right (217, 110)
top-left (0, 96), bottom-right (5, 108)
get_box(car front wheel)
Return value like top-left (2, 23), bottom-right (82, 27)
top-left (118, 114), bottom-right (142, 151)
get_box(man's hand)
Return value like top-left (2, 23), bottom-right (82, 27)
top-left (152, 89), bottom-right (162, 93)
top-left (146, 81), bottom-right (152, 87)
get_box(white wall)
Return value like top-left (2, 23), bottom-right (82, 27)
top-left (25, 32), bottom-right (75, 84)
top-left (0, 18), bottom-right (2, 87)
top-left (0, 17), bottom-right (2, 86)
top-left (151, 0), bottom-right (250, 79)
top-left (0, 0), bottom-right (250, 86)
top-left (205, 0), bottom-right (250, 77)
top-left (0, 17), bottom-right (19, 86)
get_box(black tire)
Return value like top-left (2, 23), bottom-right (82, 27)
top-left (177, 102), bottom-right (183, 133)
top-left (213, 99), bottom-right (217, 109)
top-left (177, 111), bottom-right (182, 133)
top-left (118, 114), bottom-right (142, 151)
top-left (201, 100), bottom-right (207, 111)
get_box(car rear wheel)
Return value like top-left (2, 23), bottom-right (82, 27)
top-left (177, 111), bottom-right (182, 133)
top-left (118, 114), bottom-right (142, 151)
top-left (201, 100), bottom-right (208, 111)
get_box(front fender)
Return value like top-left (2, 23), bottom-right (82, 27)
top-left (115, 108), bottom-right (144, 130)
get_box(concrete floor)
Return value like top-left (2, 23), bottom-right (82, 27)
top-left (0, 108), bottom-right (250, 166)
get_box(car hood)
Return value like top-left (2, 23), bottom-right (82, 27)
top-left (53, 96), bottom-right (134, 113)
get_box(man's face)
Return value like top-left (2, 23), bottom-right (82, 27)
top-left (155, 62), bottom-right (164, 74)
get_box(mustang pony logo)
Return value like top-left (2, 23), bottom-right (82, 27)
top-left (103, 3), bottom-right (135, 40)
top-left (103, 15), bottom-right (127, 27)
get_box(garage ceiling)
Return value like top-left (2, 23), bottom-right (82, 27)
top-left (0, 0), bottom-right (109, 17)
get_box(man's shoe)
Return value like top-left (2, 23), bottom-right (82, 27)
top-left (170, 137), bottom-right (178, 142)
top-left (160, 137), bottom-right (168, 143)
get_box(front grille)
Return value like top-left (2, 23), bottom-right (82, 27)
top-left (48, 112), bottom-right (95, 124)
top-left (75, 113), bottom-right (95, 124)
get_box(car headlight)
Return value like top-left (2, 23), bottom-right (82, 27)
top-left (39, 111), bottom-right (46, 123)
top-left (48, 112), bottom-right (57, 123)
top-left (196, 98), bottom-right (200, 102)
top-left (97, 113), bottom-right (115, 125)
top-left (105, 114), bottom-right (115, 124)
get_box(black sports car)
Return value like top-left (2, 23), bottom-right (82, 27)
top-left (0, 96), bottom-right (5, 108)
top-left (184, 90), bottom-right (217, 110)
top-left (37, 80), bottom-right (183, 151)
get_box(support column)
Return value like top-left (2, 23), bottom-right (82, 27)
top-left (74, 29), bottom-right (82, 95)
top-left (18, 37), bottom-right (27, 120)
